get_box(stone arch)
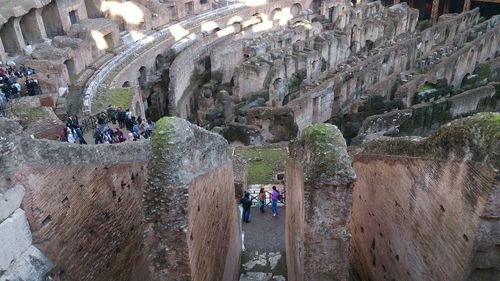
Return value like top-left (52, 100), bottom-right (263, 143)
top-left (291, 3), bottom-right (303, 16)
top-left (155, 55), bottom-right (165, 72)
top-left (461, 73), bottom-right (472, 88)
top-left (365, 40), bottom-right (374, 51)
top-left (251, 13), bottom-right (265, 24)
top-left (310, 0), bottom-right (321, 14)
top-left (232, 22), bottom-right (242, 33)
top-left (64, 59), bottom-right (76, 77)
top-left (273, 77), bottom-right (283, 90)
top-left (271, 8), bottom-right (282, 21)
top-left (138, 66), bottom-right (147, 89)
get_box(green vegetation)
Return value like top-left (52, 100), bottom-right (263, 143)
top-left (235, 144), bottom-right (288, 184)
top-left (288, 71), bottom-right (306, 92)
top-left (12, 107), bottom-right (49, 122)
top-left (417, 82), bottom-right (436, 93)
top-left (69, 71), bottom-right (84, 84)
top-left (93, 88), bottom-right (134, 112)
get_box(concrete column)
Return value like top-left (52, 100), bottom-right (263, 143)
top-left (463, 0), bottom-right (471, 12)
top-left (431, 0), bottom-right (440, 24)
top-left (35, 9), bottom-right (48, 39)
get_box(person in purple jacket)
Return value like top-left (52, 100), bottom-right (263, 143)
top-left (271, 186), bottom-right (280, 217)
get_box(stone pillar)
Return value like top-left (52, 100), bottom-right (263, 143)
top-left (431, 0), bottom-right (440, 24)
top-left (0, 37), bottom-right (7, 62)
top-left (443, 0), bottom-right (450, 14)
top-left (463, 0), bottom-right (471, 12)
top-left (35, 9), bottom-right (48, 39)
top-left (286, 124), bottom-right (357, 281)
top-left (12, 18), bottom-right (26, 52)
top-left (144, 117), bottom-right (241, 281)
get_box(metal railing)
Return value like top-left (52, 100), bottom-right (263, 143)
top-left (247, 189), bottom-right (286, 207)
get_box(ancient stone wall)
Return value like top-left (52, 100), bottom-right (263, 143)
top-left (188, 162), bottom-right (241, 281)
top-left (144, 117), bottom-right (241, 281)
top-left (350, 113), bottom-right (500, 281)
top-left (0, 118), bottom-right (150, 281)
top-left (286, 123), bottom-right (356, 281)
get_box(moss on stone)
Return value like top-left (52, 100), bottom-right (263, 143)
top-left (364, 112), bottom-right (500, 169)
top-left (290, 123), bottom-right (355, 184)
top-left (151, 117), bottom-right (181, 149)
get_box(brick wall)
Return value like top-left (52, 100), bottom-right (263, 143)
top-left (351, 155), bottom-right (496, 281)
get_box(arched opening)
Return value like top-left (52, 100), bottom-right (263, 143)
top-left (365, 40), bottom-right (374, 51)
top-left (42, 1), bottom-right (64, 38)
top-left (138, 66), bottom-right (147, 89)
top-left (310, 0), bottom-right (321, 14)
top-left (251, 13), bottom-right (265, 25)
top-left (232, 22), bottom-right (242, 33)
top-left (291, 3), bottom-right (303, 16)
top-left (328, 6), bottom-right (337, 22)
top-left (122, 81), bottom-right (131, 88)
top-left (155, 55), bottom-right (165, 72)
top-left (271, 8), bottom-right (282, 21)
top-left (64, 59), bottom-right (76, 78)
top-left (461, 73), bottom-right (472, 88)
top-left (273, 78), bottom-right (283, 90)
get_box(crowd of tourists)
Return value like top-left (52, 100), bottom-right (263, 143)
top-left (57, 105), bottom-right (154, 145)
top-left (240, 186), bottom-right (282, 223)
top-left (0, 63), bottom-right (41, 117)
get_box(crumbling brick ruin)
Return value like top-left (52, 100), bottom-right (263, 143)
top-left (0, 0), bottom-right (499, 281)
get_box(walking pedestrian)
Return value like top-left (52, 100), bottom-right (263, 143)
top-left (257, 188), bottom-right (266, 213)
top-left (271, 186), bottom-right (280, 217)
top-left (240, 192), bottom-right (252, 223)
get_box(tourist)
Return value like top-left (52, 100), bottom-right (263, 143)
top-left (240, 192), bottom-right (252, 223)
top-left (117, 107), bottom-right (125, 129)
top-left (127, 132), bottom-right (135, 142)
top-left (271, 186), bottom-right (280, 217)
top-left (74, 126), bottom-right (87, 144)
top-left (67, 127), bottom-right (76, 143)
top-left (0, 92), bottom-right (5, 117)
top-left (257, 188), bottom-right (266, 213)
top-left (115, 128), bottom-right (126, 142)
top-left (107, 105), bottom-right (117, 124)
top-left (143, 118), bottom-right (154, 138)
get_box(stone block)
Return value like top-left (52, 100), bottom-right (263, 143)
top-left (0, 245), bottom-right (53, 281)
top-left (0, 184), bottom-right (25, 222)
top-left (0, 209), bottom-right (32, 271)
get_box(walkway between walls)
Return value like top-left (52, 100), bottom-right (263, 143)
top-left (239, 206), bottom-right (287, 281)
